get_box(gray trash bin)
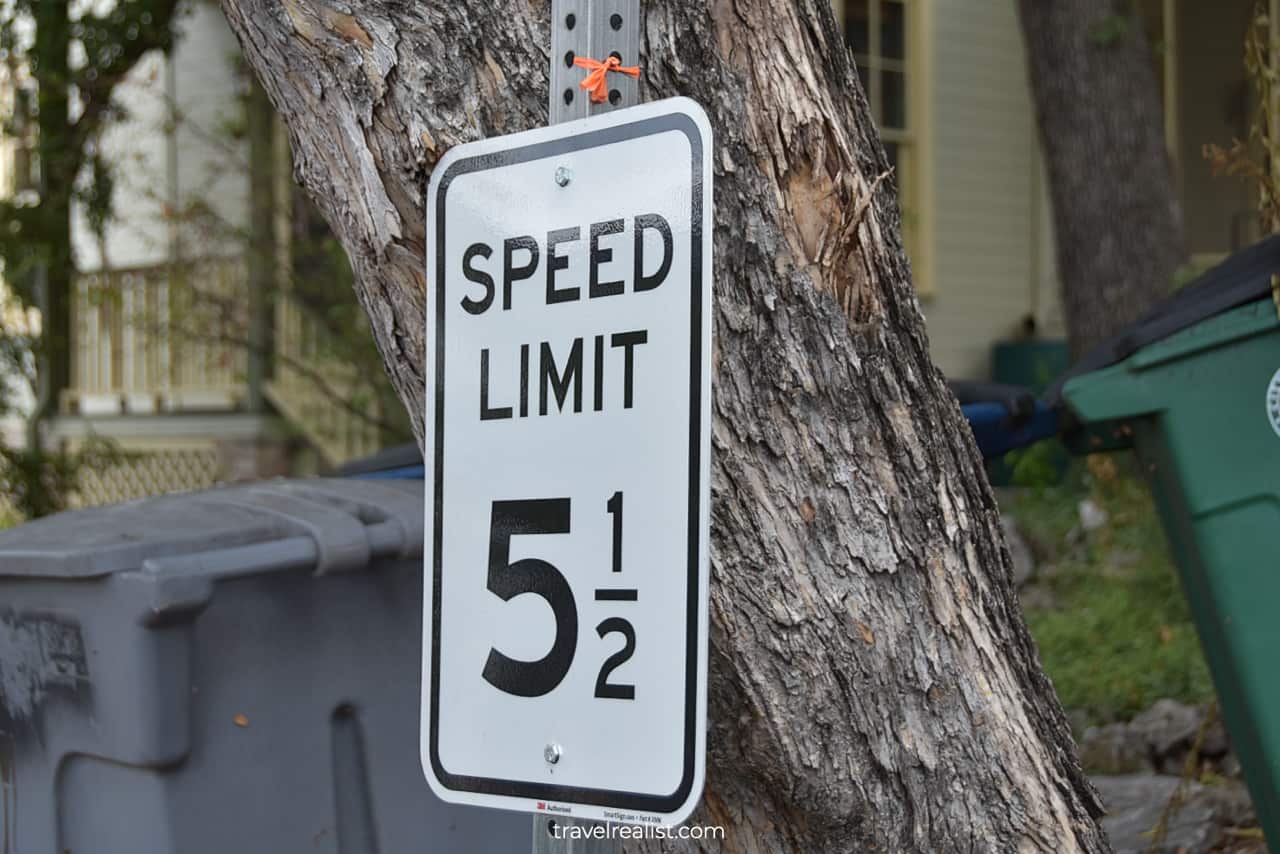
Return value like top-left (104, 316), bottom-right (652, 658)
top-left (0, 477), bottom-right (526, 853)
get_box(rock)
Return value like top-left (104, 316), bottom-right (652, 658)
top-left (1000, 513), bottom-right (1035, 586)
top-left (1200, 716), bottom-right (1231, 758)
top-left (1078, 498), bottom-right (1109, 532)
top-left (1093, 773), bottom-right (1258, 854)
top-left (1131, 699), bottom-right (1202, 759)
top-left (1081, 699), bottom-right (1239, 777)
top-left (1221, 752), bottom-right (1243, 779)
top-left (1200, 781), bottom-right (1261, 830)
top-left (1080, 722), bottom-right (1151, 774)
top-left (1095, 774), bottom-right (1212, 853)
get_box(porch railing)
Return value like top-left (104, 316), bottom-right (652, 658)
top-left (67, 258), bottom-right (386, 466)
top-left (263, 293), bottom-right (385, 466)
top-left (66, 259), bottom-right (248, 415)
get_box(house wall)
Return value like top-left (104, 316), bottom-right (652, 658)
top-left (77, 0), bottom-right (1058, 384)
top-left (72, 2), bottom-right (247, 272)
top-left (917, 0), bottom-right (1063, 381)
top-left (56, 3), bottom-right (279, 501)
top-left (71, 48), bottom-right (170, 271)
top-left (917, 0), bottom-right (1259, 381)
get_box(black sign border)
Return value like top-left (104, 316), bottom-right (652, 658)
top-left (427, 110), bottom-right (706, 815)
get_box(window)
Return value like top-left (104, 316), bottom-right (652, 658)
top-left (837, 0), bottom-right (922, 286)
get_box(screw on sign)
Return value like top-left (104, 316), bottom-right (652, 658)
top-left (420, 98), bottom-right (713, 828)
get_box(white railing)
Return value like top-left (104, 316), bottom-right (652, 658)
top-left (66, 259), bottom-right (248, 415)
top-left (68, 258), bottom-right (387, 466)
top-left (263, 293), bottom-right (385, 466)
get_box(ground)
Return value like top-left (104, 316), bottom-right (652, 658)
top-left (1001, 449), bottom-right (1267, 853)
top-left (1005, 452), bottom-right (1214, 723)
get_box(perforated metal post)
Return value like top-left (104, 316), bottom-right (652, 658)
top-left (549, 0), bottom-right (642, 124)
top-left (532, 814), bottom-right (623, 854)
top-left (531, 3), bottom-right (639, 851)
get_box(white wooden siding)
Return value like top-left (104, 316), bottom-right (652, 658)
top-left (72, 2), bottom-right (247, 272)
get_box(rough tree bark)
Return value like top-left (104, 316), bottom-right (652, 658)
top-left (32, 0), bottom-right (73, 439)
top-left (1019, 0), bottom-right (1187, 357)
top-left (219, 1), bottom-right (1108, 850)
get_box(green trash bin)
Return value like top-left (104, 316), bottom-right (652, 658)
top-left (1063, 296), bottom-right (1280, 837)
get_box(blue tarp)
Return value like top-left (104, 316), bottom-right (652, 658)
top-left (960, 401), bottom-right (1059, 460)
top-left (356, 464), bottom-right (425, 480)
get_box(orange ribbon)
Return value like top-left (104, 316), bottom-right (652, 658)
top-left (573, 55), bottom-right (640, 104)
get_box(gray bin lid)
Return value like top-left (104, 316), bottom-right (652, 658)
top-left (0, 478), bottom-right (424, 579)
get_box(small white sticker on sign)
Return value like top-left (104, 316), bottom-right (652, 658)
top-left (421, 98), bottom-right (713, 827)
top-left (1267, 367), bottom-right (1280, 438)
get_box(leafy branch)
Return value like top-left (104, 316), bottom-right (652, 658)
top-left (1203, 0), bottom-right (1280, 235)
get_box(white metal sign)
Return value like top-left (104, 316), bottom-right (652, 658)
top-left (421, 98), bottom-right (712, 827)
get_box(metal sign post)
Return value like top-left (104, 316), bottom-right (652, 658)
top-left (420, 0), bottom-right (713, 845)
top-left (549, 0), bottom-right (642, 125)
top-left (538, 3), bottom-right (639, 850)
top-left (532, 815), bottom-right (620, 854)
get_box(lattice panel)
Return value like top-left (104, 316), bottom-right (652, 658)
top-left (74, 447), bottom-right (222, 508)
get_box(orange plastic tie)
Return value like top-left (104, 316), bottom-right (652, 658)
top-left (573, 55), bottom-right (640, 104)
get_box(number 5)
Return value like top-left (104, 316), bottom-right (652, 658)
top-left (481, 499), bottom-right (578, 697)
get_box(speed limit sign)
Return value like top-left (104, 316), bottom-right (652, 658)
top-left (420, 98), bottom-right (712, 826)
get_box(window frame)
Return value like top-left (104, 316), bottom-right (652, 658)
top-left (836, 0), bottom-right (932, 296)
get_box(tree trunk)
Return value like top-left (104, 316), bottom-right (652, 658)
top-left (32, 0), bottom-right (73, 444)
top-left (1018, 0), bottom-right (1187, 357)
top-left (219, 1), bottom-right (1108, 849)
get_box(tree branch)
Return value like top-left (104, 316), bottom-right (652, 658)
top-left (71, 0), bottom-right (183, 155)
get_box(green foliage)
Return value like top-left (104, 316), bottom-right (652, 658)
top-left (1091, 12), bottom-right (1132, 47)
top-left (0, 0), bottom-right (408, 522)
top-left (77, 150), bottom-right (117, 240)
top-left (0, 311), bottom-right (34, 417)
top-left (0, 0), bottom-right (183, 299)
top-left (1010, 459), bottom-right (1215, 724)
top-left (1004, 439), bottom-right (1066, 489)
top-left (1203, 0), bottom-right (1280, 237)
top-left (0, 0), bottom-right (181, 516)
top-left (1171, 261), bottom-right (1207, 292)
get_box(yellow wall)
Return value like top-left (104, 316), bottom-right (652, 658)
top-left (917, 0), bottom-right (1063, 380)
